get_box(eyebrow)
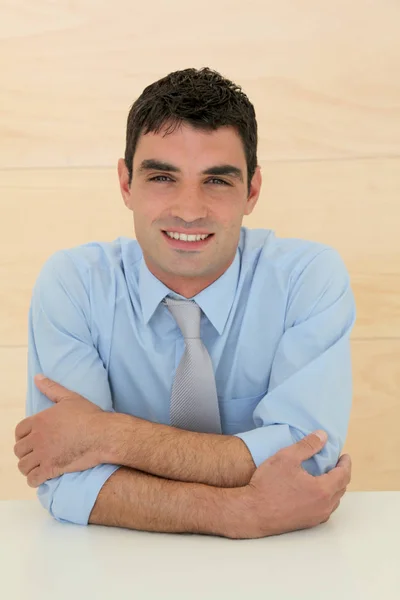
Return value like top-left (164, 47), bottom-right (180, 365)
top-left (137, 159), bottom-right (244, 182)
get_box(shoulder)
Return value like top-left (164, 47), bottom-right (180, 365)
top-left (239, 228), bottom-right (354, 327)
top-left (36, 237), bottom-right (142, 284)
top-left (33, 237), bottom-right (142, 308)
top-left (239, 226), bottom-right (349, 283)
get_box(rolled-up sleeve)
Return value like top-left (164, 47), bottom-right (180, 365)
top-left (26, 250), bottom-right (120, 525)
top-left (235, 248), bottom-right (356, 475)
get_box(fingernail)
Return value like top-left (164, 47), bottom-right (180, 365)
top-left (314, 430), bottom-right (328, 443)
top-left (35, 374), bottom-right (46, 381)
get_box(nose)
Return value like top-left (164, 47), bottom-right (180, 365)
top-left (170, 186), bottom-right (208, 223)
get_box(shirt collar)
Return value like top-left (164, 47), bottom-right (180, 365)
top-left (139, 248), bottom-right (240, 335)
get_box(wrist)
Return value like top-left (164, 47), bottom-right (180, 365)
top-left (97, 412), bottom-right (134, 465)
top-left (223, 486), bottom-right (275, 540)
top-left (219, 486), bottom-right (251, 539)
top-left (193, 485), bottom-right (248, 539)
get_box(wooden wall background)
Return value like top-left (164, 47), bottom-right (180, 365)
top-left (1, 1), bottom-right (399, 500)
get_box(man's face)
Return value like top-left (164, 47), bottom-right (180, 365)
top-left (118, 122), bottom-right (261, 296)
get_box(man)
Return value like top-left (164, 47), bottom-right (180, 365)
top-left (14, 67), bottom-right (354, 539)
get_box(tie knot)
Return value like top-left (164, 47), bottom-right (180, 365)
top-left (164, 297), bottom-right (201, 339)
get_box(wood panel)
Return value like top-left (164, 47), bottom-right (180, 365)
top-left (1, 1), bottom-right (399, 168)
top-left (344, 340), bottom-right (400, 491)
top-left (1, 159), bottom-right (399, 345)
top-left (1, 341), bottom-right (398, 500)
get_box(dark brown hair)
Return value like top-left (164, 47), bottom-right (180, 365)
top-left (124, 67), bottom-right (258, 193)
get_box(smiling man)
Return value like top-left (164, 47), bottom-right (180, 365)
top-left (14, 67), bottom-right (354, 539)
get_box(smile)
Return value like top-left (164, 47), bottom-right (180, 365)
top-left (161, 230), bottom-right (214, 249)
top-left (164, 231), bottom-right (211, 242)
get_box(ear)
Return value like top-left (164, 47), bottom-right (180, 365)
top-left (118, 158), bottom-right (133, 210)
top-left (244, 165), bottom-right (262, 216)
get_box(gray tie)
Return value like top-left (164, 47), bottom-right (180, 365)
top-left (164, 297), bottom-right (222, 434)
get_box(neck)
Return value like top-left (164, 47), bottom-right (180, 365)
top-left (144, 257), bottom-right (235, 299)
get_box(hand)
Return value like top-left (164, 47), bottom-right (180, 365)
top-left (230, 431), bottom-right (351, 539)
top-left (14, 375), bottom-right (106, 487)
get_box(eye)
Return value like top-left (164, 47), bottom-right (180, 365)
top-left (207, 178), bottom-right (230, 186)
top-left (148, 175), bottom-right (174, 182)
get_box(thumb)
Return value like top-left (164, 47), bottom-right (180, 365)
top-left (290, 430), bottom-right (328, 463)
top-left (34, 374), bottom-right (65, 403)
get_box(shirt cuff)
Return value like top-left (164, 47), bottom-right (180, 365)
top-left (235, 424), bottom-right (294, 468)
top-left (37, 464), bottom-right (121, 526)
top-left (235, 425), bottom-right (339, 476)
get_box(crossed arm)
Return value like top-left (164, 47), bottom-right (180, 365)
top-left (15, 375), bottom-right (254, 536)
top-left (15, 375), bottom-right (352, 540)
top-left (15, 375), bottom-right (256, 489)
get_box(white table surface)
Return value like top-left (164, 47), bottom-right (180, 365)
top-left (0, 492), bottom-right (399, 600)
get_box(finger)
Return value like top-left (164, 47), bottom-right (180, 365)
top-left (320, 454), bottom-right (352, 491)
top-left (336, 454), bottom-right (352, 483)
top-left (329, 496), bottom-right (342, 519)
top-left (15, 418), bottom-right (32, 442)
top-left (321, 498), bottom-right (341, 524)
top-left (283, 430), bottom-right (328, 464)
top-left (34, 374), bottom-right (69, 403)
top-left (18, 451), bottom-right (40, 477)
top-left (27, 466), bottom-right (44, 488)
top-left (14, 437), bottom-right (34, 459)
top-left (337, 453), bottom-right (352, 471)
top-left (332, 486), bottom-right (347, 505)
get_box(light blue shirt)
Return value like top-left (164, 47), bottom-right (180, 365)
top-left (26, 227), bottom-right (356, 526)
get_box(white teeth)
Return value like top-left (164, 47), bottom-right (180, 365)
top-left (165, 231), bottom-right (210, 242)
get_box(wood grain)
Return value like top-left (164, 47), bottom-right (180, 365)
top-left (344, 340), bottom-right (400, 491)
top-left (0, 1), bottom-right (399, 168)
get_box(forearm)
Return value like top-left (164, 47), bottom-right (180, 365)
top-left (89, 465), bottom-right (243, 537)
top-left (102, 413), bottom-right (256, 488)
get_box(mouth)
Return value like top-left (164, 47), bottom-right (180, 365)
top-left (161, 230), bottom-right (214, 251)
